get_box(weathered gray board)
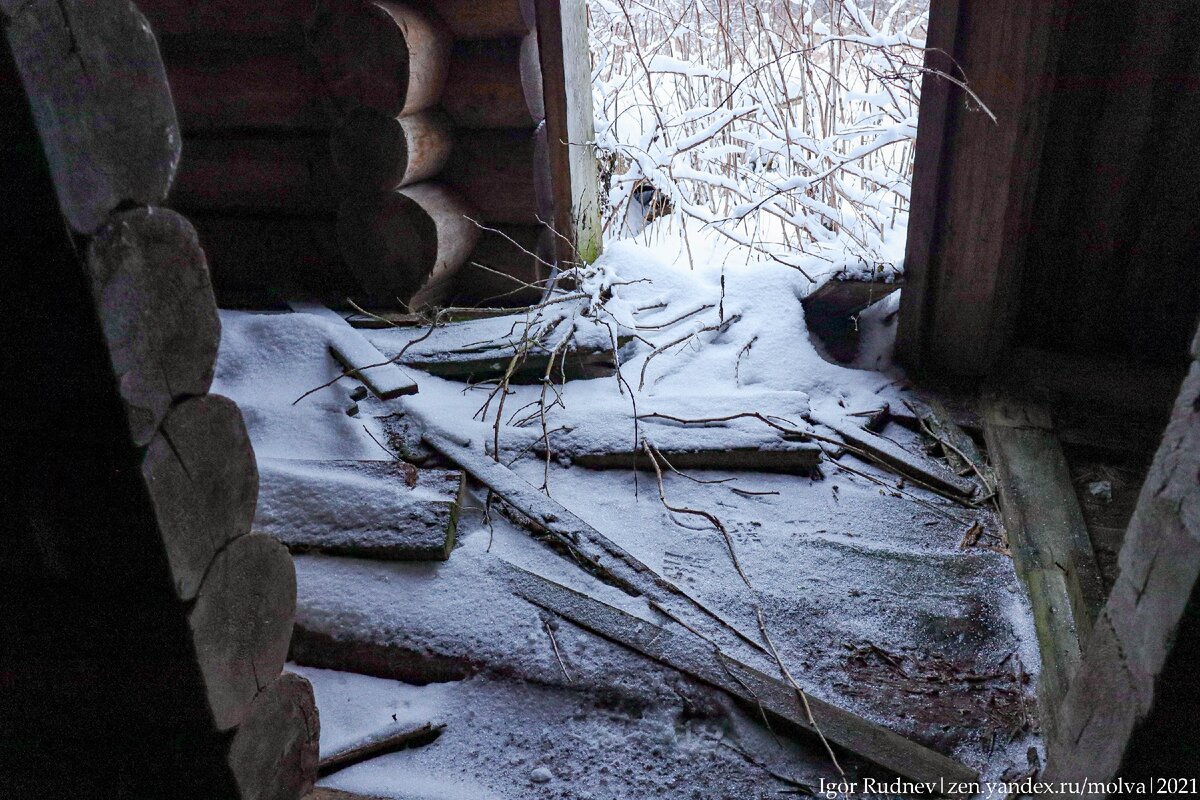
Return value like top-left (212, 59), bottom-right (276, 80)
top-left (505, 563), bottom-right (979, 788)
top-left (255, 459), bottom-right (465, 561)
top-left (981, 394), bottom-right (1105, 741)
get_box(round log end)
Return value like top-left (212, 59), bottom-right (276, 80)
top-left (189, 533), bottom-right (297, 732)
top-left (310, 0), bottom-right (449, 117)
top-left (228, 672), bottom-right (320, 800)
top-left (330, 108), bottom-right (452, 191)
top-left (337, 189), bottom-right (440, 302)
top-left (143, 394), bottom-right (259, 602)
top-left (86, 206), bottom-right (220, 446)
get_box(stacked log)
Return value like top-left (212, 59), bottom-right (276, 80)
top-left (137, 0), bottom-right (557, 309)
top-left (319, 0), bottom-right (555, 309)
top-left (0, 3), bottom-right (315, 797)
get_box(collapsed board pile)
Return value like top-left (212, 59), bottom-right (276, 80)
top-left (0, 1), bottom-right (318, 798)
top-left (139, 0), bottom-right (555, 308)
top-left (227, 303), bottom-right (1014, 791)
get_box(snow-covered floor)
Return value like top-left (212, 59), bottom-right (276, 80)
top-left (213, 233), bottom-right (1040, 799)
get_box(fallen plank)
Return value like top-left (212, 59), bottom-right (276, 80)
top-left (569, 444), bottom-right (822, 474)
top-left (289, 301), bottom-right (419, 399)
top-left (255, 460), bottom-right (464, 561)
top-left (981, 393), bottom-right (1106, 740)
top-left (401, 340), bottom-right (620, 383)
top-left (811, 412), bottom-right (978, 500)
top-left (418, 424), bottom-right (769, 659)
top-left (319, 721), bottom-right (445, 776)
top-left (504, 562), bottom-right (979, 788)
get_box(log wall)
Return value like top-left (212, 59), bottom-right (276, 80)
top-left (137, 0), bottom-right (586, 309)
top-left (0, 3), bottom-right (316, 797)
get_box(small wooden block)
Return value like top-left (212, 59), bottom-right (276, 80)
top-left (255, 460), bottom-right (465, 561)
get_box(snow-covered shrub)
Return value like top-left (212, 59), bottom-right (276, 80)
top-left (590, 0), bottom-right (928, 284)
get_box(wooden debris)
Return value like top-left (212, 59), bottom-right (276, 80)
top-left (310, 0), bottom-right (451, 118)
top-left (330, 108), bottom-right (454, 192)
top-left (289, 302), bottom-right (419, 399)
top-left (419, 426), bottom-right (769, 657)
top-left (981, 393), bottom-right (1106, 740)
top-left (801, 278), bottom-right (901, 363)
top-left (444, 35), bottom-right (544, 128)
top-left (143, 395), bottom-right (259, 601)
top-left (443, 125), bottom-right (552, 225)
top-left (569, 445), bottom-right (822, 474)
top-left (399, 336), bottom-right (620, 382)
top-left (255, 459), bottom-right (464, 561)
top-left (290, 624), bottom-right (478, 684)
top-left (337, 183), bottom-right (480, 307)
top-left (811, 412), bottom-right (978, 500)
top-left (86, 207), bottom-right (220, 445)
top-left (319, 721), bottom-right (445, 776)
top-left (4, 0), bottom-right (179, 233)
top-left (189, 533), bottom-right (297, 731)
top-left (228, 672), bottom-right (320, 800)
top-left (504, 562), bottom-right (979, 788)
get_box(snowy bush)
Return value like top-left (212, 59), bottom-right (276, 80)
top-left (590, 0), bottom-right (929, 285)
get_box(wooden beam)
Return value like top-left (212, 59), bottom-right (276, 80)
top-left (505, 562), bottom-right (979, 787)
top-left (318, 721), bottom-right (444, 776)
top-left (897, 0), bottom-right (1068, 374)
top-left (533, 0), bottom-right (601, 263)
top-left (981, 393), bottom-right (1106, 739)
top-left (289, 302), bottom-right (419, 399)
top-left (568, 445), bottom-right (822, 474)
top-left (4, 0), bottom-right (179, 233)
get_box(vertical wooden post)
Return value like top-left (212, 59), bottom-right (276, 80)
top-left (533, 0), bottom-right (601, 265)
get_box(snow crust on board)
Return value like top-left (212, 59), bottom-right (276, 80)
top-left (212, 222), bottom-right (1042, 798)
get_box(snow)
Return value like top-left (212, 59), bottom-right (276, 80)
top-left (211, 223), bottom-right (1041, 797)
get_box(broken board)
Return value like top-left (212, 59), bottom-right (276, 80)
top-left (254, 459), bottom-right (465, 561)
top-left (504, 562), bottom-right (979, 788)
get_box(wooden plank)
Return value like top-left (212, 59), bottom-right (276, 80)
top-left (318, 721), bottom-right (444, 776)
top-left (802, 278), bottom-right (901, 322)
top-left (981, 393), bottom-right (1106, 738)
top-left (289, 302), bottom-right (419, 399)
top-left (86, 207), bottom-right (220, 446)
top-left (811, 413), bottom-right (978, 500)
top-left (398, 338), bottom-right (620, 383)
top-left (534, 0), bottom-right (602, 263)
top-left (569, 445), bottom-right (822, 474)
top-left (504, 562), bottom-right (978, 787)
top-left (254, 460), bottom-right (464, 561)
top-left (894, 0), bottom-right (960, 368)
top-left (418, 424), bottom-right (769, 658)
